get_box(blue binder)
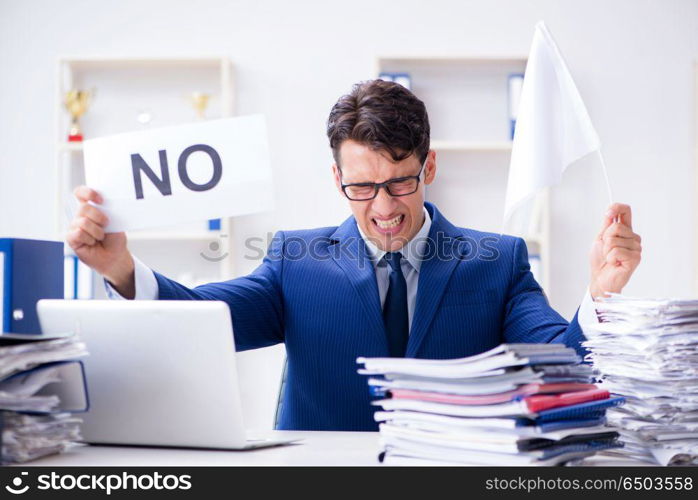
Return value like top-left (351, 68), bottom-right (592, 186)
top-left (0, 360), bottom-right (90, 414)
top-left (526, 417), bottom-right (606, 433)
top-left (532, 396), bottom-right (626, 423)
top-left (0, 239), bottom-right (64, 334)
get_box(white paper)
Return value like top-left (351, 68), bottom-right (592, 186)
top-left (357, 343), bottom-right (576, 378)
top-left (0, 337), bottom-right (88, 380)
top-left (367, 368), bottom-right (540, 396)
top-left (0, 364), bottom-right (61, 397)
top-left (583, 294), bottom-right (698, 465)
top-left (379, 426), bottom-right (602, 466)
top-left (373, 397), bottom-right (528, 418)
top-left (359, 342), bottom-right (618, 466)
top-left (83, 115), bottom-right (274, 233)
top-left (0, 413), bottom-right (82, 464)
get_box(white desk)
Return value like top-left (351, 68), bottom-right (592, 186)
top-left (25, 432), bottom-right (645, 467)
top-left (26, 432), bottom-right (381, 467)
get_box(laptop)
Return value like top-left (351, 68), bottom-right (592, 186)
top-left (37, 299), bottom-right (298, 450)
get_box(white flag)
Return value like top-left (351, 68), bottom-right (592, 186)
top-left (503, 21), bottom-right (601, 227)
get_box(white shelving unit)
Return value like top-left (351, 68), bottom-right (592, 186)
top-left (376, 55), bottom-right (551, 293)
top-left (55, 56), bottom-right (237, 295)
top-left (430, 140), bottom-right (513, 152)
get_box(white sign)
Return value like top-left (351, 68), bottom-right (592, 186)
top-left (83, 115), bottom-right (274, 232)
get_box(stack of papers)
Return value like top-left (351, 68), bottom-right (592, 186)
top-left (0, 332), bottom-right (88, 464)
top-left (0, 413), bottom-right (83, 464)
top-left (357, 344), bottom-right (624, 466)
top-left (582, 294), bottom-right (698, 466)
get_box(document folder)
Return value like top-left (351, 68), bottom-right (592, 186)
top-left (0, 239), bottom-right (64, 334)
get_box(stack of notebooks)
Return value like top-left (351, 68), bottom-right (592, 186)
top-left (0, 332), bottom-right (89, 464)
top-left (357, 344), bottom-right (624, 466)
top-left (583, 294), bottom-right (698, 466)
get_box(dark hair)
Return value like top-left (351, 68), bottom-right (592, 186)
top-left (326, 79), bottom-right (430, 167)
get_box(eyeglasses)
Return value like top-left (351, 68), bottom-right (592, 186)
top-left (340, 161), bottom-right (425, 201)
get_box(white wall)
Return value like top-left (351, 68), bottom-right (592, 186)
top-left (1, 0), bottom-right (697, 425)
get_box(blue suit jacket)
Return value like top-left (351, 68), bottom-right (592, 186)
top-left (154, 202), bottom-right (586, 431)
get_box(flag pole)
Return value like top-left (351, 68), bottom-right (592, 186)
top-left (597, 150), bottom-right (614, 204)
top-left (597, 149), bottom-right (621, 225)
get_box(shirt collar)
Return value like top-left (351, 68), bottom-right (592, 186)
top-left (358, 206), bottom-right (432, 273)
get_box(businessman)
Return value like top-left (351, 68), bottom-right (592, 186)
top-left (67, 80), bottom-right (642, 431)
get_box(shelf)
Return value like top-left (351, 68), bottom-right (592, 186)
top-left (59, 56), bottom-right (230, 70)
top-left (377, 56), bottom-right (525, 147)
top-left (430, 140), bottom-right (512, 152)
top-left (376, 53), bottom-right (549, 294)
top-left (58, 142), bottom-right (84, 152)
top-left (56, 55), bottom-right (237, 281)
top-left (58, 56), bottom-right (234, 139)
top-left (377, 55), bottom-right (527, 66)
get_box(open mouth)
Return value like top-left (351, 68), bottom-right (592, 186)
top-left (373, 214), bottom-right (405, 234)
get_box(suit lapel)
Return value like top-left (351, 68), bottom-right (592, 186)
top-left (329, 217), bottom-right (388, 352)
top-left (407, 203), bottom-right (463, 357)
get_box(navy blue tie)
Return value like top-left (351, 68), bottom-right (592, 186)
top-left (383, 252), bottom-right (408, 357)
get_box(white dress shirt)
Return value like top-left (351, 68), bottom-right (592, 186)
top-left (356, 207), bottom-right (432, 332)
top-left (105, 211), bottom-right (600, 332)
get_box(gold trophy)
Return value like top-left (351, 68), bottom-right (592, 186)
top-left (64, 89), bottom-right (92, 142)
top-left (189, 92), bottom-right (211, 120)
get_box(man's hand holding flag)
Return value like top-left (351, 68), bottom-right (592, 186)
top-left (503, 21), bottom-right (641, 300)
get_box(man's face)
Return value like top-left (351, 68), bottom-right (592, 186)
top-left (332, 140), bottom-right (437, 252)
